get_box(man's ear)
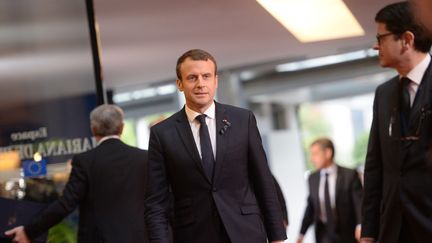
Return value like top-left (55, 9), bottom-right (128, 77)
top-left (325, 148), bottom-right (333, 161)
top-left (91, 126), bottom-right (97, 136)
top-left (215, 74), bottom-right (218, 87)
top-left (176, 79), bottom-right (183, 92)
top-left (118, 122), bottom-right (124, 136)
top-left (402, 31), bottom-right (415, 49)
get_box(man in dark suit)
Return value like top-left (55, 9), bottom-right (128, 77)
top-left (361, 2), bottom-right (432, 243)
top-left (297, 138), bottom-right (362, 243)
top-left (145, 49), bottom-right (287, 243)
top-left (5, 104), bottom-right (148, 243)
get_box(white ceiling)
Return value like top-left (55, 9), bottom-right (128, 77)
top-left (93, 0), bottom-right (399, 90)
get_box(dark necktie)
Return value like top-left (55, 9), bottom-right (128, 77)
top-left (324, 172), bottom-right (335, 229)
top-left (400, 77), bottom-right (412, 126)
top-left (196, 114), bottom-right (215, 180)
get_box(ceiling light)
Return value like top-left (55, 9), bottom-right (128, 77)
top-left (256, 0), bottom-right (365, 42)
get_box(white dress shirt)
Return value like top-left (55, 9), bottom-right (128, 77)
top-left (404, 54), bottom-right (431, 106)
top-left (318, 164), bottom-right (337, 223)
top-left (185, 102), bottom-right (217, 160)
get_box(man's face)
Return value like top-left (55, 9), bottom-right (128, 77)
top-left (176, 58), bottom-right (218, 112)
top-left (373, 23), bottom-right (403, 68)
top-left (411, 0), bottom-right (432, 36)
top-left (309, 144), bottom-right (332, 170)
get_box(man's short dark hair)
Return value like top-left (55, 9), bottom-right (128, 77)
top-left (311, 137), bottom-right (335, 160)
top-left (375, 1), bottom-right (432, 53)
top-left (176, 49), bottom-right (218, 81)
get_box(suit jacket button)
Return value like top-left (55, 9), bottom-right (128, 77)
top-left (212, 187), bottom-right (217, 192)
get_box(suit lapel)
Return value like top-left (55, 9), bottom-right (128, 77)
top-left (213, 102), bottom-right (229, 183)
top-left (386, 78), bottom-right (410, 168)
top-left (388, 78), bottom-right (403, 140)
top-left (408, 60), bottom-right (432, 126)
top-left (175, 108), bottom-right (211, 184)
top-left (386, 78), bottom-right (412, 170)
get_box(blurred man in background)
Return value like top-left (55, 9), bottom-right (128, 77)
top-left (297, 138), bottom-right (362, 243)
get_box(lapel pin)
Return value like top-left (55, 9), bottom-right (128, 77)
top-left (219, 119), bottom-right (231, 135)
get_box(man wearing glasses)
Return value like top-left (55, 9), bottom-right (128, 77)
top-left (361, 2), bottom-right (432, 243)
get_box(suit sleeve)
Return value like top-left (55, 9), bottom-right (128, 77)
top-left (273, 176), bottom-right (289, 225)
top-left (299, 193), bottom-right (314, 235)
top-left (24, 155), bottom-right (88, 239)
top-left (350, 170), bottom-right (363, 225)
top-left (361, 88), bottom-right (383, 239)
top-left (145, 127), bottom-right (171, 243)
top-left (247, 111), bottom-right (287, 241)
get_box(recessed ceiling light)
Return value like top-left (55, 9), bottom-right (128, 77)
top-left (257, 0), bottom-right (365, 42)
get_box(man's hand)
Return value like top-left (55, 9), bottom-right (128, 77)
top-left (360, 237), bottom-right (376, 243)
top-left (355, 226), bottom-right (361, 242)
top-left (5, 226), bottom-right (30, 243)
top-left (283, 220), bottom-right (288, 230)
top-left (297, 234), bottom-right (304, 243)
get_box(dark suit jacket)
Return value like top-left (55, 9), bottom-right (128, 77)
top-left (24, 138), bottom-right (148, 243)
top-left (145, 102), bottom-right (287, 243)
top-left (362, 59), bottom-right (432, 242)
top-left (300, 165), bottom-right (362, 243)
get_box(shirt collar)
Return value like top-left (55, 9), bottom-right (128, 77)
top-left (320, 163), bottom-right (337, 176)
top-left (185, 102), bottom-right (216, 123)
top-left (97, 135), bottom-right (120, 146)
top-left (405, 54), bottom-right (431, 86)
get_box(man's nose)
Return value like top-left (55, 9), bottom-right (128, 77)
top-left (196, 76), bottom-right (205, 86)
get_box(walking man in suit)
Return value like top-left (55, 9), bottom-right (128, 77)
top-left (361, 2), bottom-right (432, 243)
top-left (145, 49), bottom-right (287, 243)
top-left (5, 104), bottom-right (148, 243)
top-left (297, 138), bottom-right (362, 243)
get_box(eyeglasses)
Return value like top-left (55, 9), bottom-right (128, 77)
top-left (376, 32), bottom-right (395, 44)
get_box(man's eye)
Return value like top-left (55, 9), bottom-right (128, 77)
top-left (187, 75), bottom-right (197, 81)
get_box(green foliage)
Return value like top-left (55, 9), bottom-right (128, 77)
top-left (47, 222), bottom-right (76, 243)
top-left (121, 119), bottom-right (137, 147)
